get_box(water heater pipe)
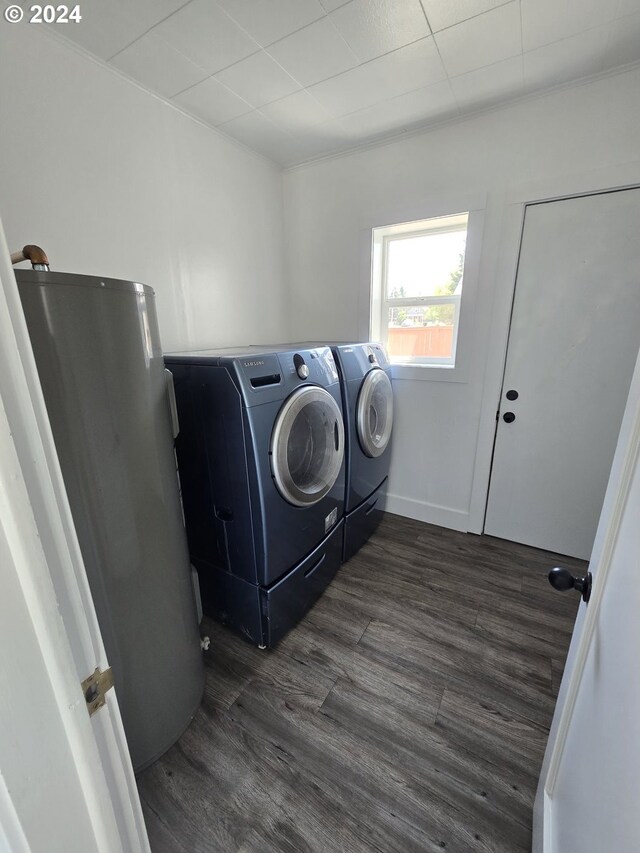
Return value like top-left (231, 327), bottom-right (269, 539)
top-left (10, 244), bottom-right (50, 271)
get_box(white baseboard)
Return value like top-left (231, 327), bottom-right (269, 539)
top-left (384, 493), bottom-right (469, 532)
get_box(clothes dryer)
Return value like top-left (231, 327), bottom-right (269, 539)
top-left (331, 343), bottom-right (394, 560)
top-left (164, 346), bottom-right (345, 647)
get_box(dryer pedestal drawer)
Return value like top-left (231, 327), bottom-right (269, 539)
top-left (343, 480), bottom-right (387, 562)
top-left (263, 520), bottom-right (343, 647)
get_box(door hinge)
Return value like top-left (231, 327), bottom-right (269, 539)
top-left (81, 666), bottom-right (114, 717)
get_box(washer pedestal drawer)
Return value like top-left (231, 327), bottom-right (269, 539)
top-left (262, 519), bottom-right (344, 647)
top-left (195, 520), bottom-right (344, 648)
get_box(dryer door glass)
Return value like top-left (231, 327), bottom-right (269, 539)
top-left (357, 369), bottom-right (393, 458)
top-left (271, 386), bottom-right (345, 507)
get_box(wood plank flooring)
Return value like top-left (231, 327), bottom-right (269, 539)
top-left (138, 514), bottom-right (585, 853)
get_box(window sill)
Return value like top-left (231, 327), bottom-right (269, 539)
top-left (390, 362), bottom-right (469, 383)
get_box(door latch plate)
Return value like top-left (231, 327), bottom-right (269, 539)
top-left (81, 666), bottom-right (114, 717)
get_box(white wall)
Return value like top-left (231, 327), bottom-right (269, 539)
top-left (0, 26), bottom-right (287, 353)
top-left (283, 67), bottom-right (640, 531)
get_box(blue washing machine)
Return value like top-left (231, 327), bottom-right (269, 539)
top-left (331, 343), bottom-right (394, 561)
top-left (164, 346), bottom-right (346, 647)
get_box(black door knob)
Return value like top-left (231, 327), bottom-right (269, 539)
top-left (506, 389), bottom-right (519, 401)
top-left (548, 567), bottom-right (592, 603)
top-left (503, 412), bottom-right (516, 423)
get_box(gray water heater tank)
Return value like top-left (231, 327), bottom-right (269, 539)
top-left (16, 269), bottom-right (204, 772)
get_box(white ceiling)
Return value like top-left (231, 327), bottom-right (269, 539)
top-left (18, 0), bottom-right (640, 166)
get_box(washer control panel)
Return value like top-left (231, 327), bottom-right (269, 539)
top-left (293, 353), bottom-right (309, 379)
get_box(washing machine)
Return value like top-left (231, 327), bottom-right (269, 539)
top-left (331, 343), bottom-right (394, 561)
top-left (164, 346), bottom-right (346, 647)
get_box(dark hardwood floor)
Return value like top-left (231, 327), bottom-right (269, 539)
top-left (138, 514), bottom-right (585, 853)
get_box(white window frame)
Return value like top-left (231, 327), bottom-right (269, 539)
top-left (371, 212), bottom-right (469, 368)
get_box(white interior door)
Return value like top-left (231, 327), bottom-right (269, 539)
top-left (485, 188), bottom-right (640, 559)
top-left (0, 220), bottom-right (149, 852)
top-left (534, 343), bottom-right (640, 853)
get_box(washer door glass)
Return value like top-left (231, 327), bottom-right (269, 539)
top-left (357, 368), bottom-right (393, 458)
top-left (271, 386), bottom-right (345, 507)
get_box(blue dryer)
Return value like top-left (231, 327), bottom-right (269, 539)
top-left (331, 343), bottom-right (394, 560)
top-left (164, 346), bottom-right (346, 647)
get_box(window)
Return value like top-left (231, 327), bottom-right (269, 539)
top-left (371, 213), bottom-right (468, 367)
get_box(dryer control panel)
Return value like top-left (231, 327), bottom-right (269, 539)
top-left (334, 342), bottom-right (390, 381)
